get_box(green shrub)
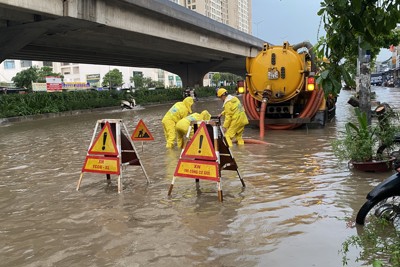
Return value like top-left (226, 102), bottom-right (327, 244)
top-left (0, 85), bottom-right (238, 118)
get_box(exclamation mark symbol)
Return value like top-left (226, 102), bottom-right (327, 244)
top-left (102, 132), bottom-right (108, 150)
top-left (198, 135), bottom-right (203, 154)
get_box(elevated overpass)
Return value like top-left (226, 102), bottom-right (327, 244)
top-left (0, 0), bottom-right (265, 86)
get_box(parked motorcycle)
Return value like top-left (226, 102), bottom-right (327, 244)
top-left (356, 132), bottom-right (400, 225)
top-left (356, 171), bottom-right (400, 225)
top-left (355, 104), bottom-right (400, 226)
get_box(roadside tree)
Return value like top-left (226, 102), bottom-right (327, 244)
top-left (11, 67), bottom-right (39, 91)
top-left (317, 0), bottom-right (400, 122)
top-left (212, 73), bottom-right (221, 86)
top-left (11, 66), bottom-right (63, 92)
top-left (102, 68), bottom-right (123, 88)
top-left (130, 74), bottom-right (160, 89)
top-left (37, 66), bottom-right (63, 83)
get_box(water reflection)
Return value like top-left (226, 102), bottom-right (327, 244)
top-left (1, 88), bottom-right (400, 266)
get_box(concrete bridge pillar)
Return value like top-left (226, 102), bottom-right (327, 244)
top-left (168, 61), bottom-right (222, 88)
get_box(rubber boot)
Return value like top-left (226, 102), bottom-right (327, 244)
top-left (237, 139), bottom-right (245, 145)
top-left (166, 143), bottom-right (173, 148)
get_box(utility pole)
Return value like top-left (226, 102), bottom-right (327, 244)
top-left (357, 36), bottom-right (372, 124)
top-left (253, 20), bottom-right (264, 37)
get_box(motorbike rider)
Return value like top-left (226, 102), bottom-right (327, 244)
top-left (216, 88), bottom-right (249, 146)
top-left (183, 86), bottom-right (197, 101)
top-left (162, 96), bottom-right (194, 148)
top-left (175, 110), bottom-right (211, 148)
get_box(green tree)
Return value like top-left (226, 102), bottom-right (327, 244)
top-left (212, 73), bottom-right (221, 86)
top-left (37, 66), bottom-right (63, 83)
top-left (11, 66), bottom-right (39, 91)
top-left (11, 66), bottom-right (63, 91)
top-left (142, 77), bottom-right (155, 88)
top-left (130, 72), bottom-right (144, 88)
top-left (130, 74), bottom-right (159, 89)
top-left (102, 68), bottom-right (123, 88)
top-left (317, 0), bottom-right (400, 120)
top-left (220, 73), bottom-right (243, 85)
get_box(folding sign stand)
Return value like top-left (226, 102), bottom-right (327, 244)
top-left (168, 119), bottom-right (245, 202)
top-left (77, 119), bottom-right (150, 193)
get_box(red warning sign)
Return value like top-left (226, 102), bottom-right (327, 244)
top-left (131, 119), bottom-right (154, 141)
top-left (174, 159), bottom-right (219, 181)
top-left (88, 122), bottom-right (118, 156)
top-left (181, 122), bottom-right (217, 160)
top-left (82, 155), bottom-right (120, 174)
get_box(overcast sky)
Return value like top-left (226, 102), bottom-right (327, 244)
top-left (251, 0), bottom-right (392, 61)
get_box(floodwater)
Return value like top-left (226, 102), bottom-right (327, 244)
top-left (1, 87), bottom-right (400, 267)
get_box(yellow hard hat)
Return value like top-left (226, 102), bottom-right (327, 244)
top-left (217, 88), bottom-right (227, 98)
top-left (200, 110), bottom-right (211, 121)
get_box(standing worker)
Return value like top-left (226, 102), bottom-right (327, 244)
top-left (162, 96), bottom-right (194, 148)
top-left (216, 88), bottom-right (249, 146)
top-left (176, 110), bottom-right (211, 148)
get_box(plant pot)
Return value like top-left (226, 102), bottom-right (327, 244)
top-left (350, 157), bottom-right (395, 172)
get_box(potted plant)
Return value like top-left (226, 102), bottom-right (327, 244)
top-left (332, 105), bottom-right (400, 172)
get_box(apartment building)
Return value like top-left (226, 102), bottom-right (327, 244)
top-left (54, 63), bottom-right (182, 89)
top-left (171, 0), bottom-right (252, 34)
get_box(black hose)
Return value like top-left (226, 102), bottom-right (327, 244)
top-left (293, 41), bottom-right (316, 73)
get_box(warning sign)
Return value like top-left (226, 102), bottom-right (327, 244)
top-left (88, 122), bottom-right (118, 156)
top-left (181, 122), bottom-right (217, 160)
top-left (82, 156), bottom-right (120, 174)
top-left (131, 119), bottom-right (154, 141)
top-left (174, 159), bottom-right (219, 181)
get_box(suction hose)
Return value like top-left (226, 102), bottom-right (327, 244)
top-left (259, 100), bottom-right (266, 137)
top-left (244, 88), bottom-right (324, 130)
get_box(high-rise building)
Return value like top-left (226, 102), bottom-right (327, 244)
top-left (171, 0), bottom-right (252, 86)
top-left (172, 0), bottom-right (252, 34)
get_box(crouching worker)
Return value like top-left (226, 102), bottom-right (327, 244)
top-left (216, 88), bottom-right (249, 146)
top-left (176, 110), bottom-right (211, 149)
top-left (162, 96), bottom-right (194, 148)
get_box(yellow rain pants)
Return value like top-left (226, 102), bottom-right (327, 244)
top-left (221, 95), bottom-right (249, 146)
top-left (162, 97), bottom-right (194, 148)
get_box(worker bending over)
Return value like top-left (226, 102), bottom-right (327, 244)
top-left (216, 88), bottom-right (249, 146)
top-left (162, 96), bottom-right (194, 148)
top-left (176, 110), bottom-right (211, 148)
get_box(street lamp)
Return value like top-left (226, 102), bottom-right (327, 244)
top-left (253, 20), bottom-right (264, 37)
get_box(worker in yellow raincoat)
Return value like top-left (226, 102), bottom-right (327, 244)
top-left (217, 88), bottom-right (248, 146)
top-left (162, 96), bottom-right (194, 148)
top-left (176, 110), bottom-right (211, 148)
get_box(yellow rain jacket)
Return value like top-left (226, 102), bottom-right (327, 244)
top-left (162, 97), bottom-right (194, 148)
top-left (221, 95), bottom-right (248, 146)
top-left (176, 110), bottom-right (211, 148)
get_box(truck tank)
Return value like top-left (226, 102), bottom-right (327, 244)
top-left (243, 41), bottom-right (336, 134)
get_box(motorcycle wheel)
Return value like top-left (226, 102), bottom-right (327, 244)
top-left (356, 196), bottom-right (400, 225)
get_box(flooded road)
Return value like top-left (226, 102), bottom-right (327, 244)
top-left (1, 87), bottom-right (400, 267)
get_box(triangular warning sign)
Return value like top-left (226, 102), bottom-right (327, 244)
top-left (181, 122), bottom-right (217, 160)
top-left (88, 122), bottom-right (118, 156)
top-left (131, 119), bottom-right (154, 141)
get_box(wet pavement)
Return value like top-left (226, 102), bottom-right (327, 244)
top-left (1, 87), bottom-right (400, 267)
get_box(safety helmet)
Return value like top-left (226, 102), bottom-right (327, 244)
top-left (217, 88), bottom-right (228, 98)
top-left (200, 110), bottom-right (211, 121)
